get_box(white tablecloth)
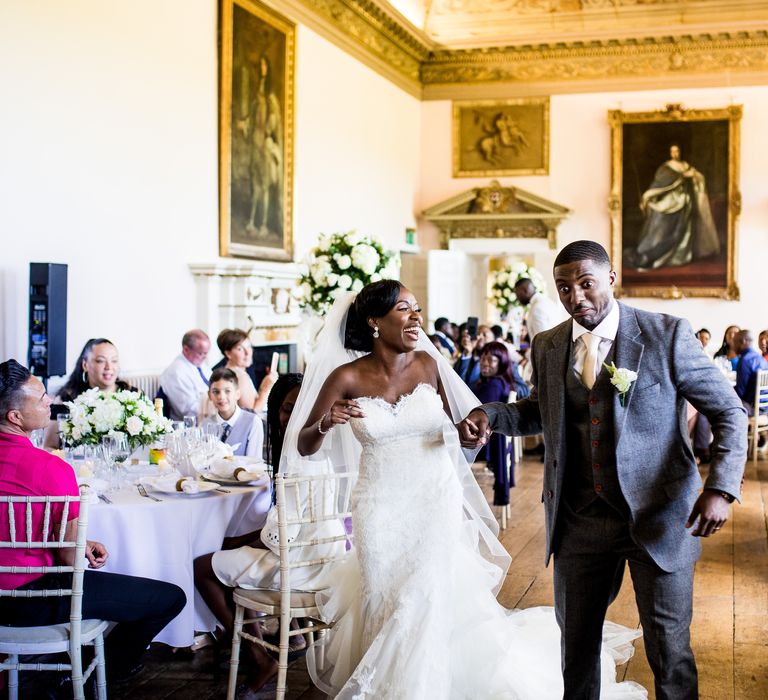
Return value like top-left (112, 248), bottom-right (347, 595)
top-left (87, 481), bottom-right (271, 647)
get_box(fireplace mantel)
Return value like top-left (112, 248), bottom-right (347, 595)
top-left (189, 261), bottom-right (303, 347)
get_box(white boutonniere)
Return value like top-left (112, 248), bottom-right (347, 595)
top-left (603, 362), bottom-right (638, 406)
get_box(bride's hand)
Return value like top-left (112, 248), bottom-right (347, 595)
top-left (321, 399), bottom-right (365, 430)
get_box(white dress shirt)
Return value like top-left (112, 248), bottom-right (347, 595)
top-left (571, 301), bottom-right (620, 383)
top-left (211, 405), bottom-right (264, 458)
top-left (527, 292), bottom-right (562, 340)
top-left (159, 354), bottom-right (211, 421)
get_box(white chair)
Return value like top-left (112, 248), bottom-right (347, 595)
top-left (749, 369), bottom-right (768, 464)
top-left (0, 487), bottom-right (108, 700)
top-left (227, 471), bottom-right (353, 700)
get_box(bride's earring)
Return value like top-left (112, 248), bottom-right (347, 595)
top-left (373, 325), bottom-right (380, 339)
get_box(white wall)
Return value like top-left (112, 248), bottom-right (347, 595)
top-left (0, 1), bottom-right (421, 374)
top-left (418, 86), bottom-right (768, 343)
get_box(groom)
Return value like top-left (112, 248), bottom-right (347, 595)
top-left (458, 240), bottom-right (746, 699)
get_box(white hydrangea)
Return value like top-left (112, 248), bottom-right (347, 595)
top-left (91, 398), bottom-right (123, 434)
top-left (310, 258), bottom-right (332, 285)
top-left (351, 244), bottom-right (380, 275)
top-left (380, 257), bottom-right (400, 280)
top-left (345, 231), bottom-right (363, 246)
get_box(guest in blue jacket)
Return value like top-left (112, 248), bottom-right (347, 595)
top-left (471, 342), bottom-right (529, 506)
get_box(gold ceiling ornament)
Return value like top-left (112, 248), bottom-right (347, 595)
top-left (421, 32), bottom-right (768, 94)
top-left (271, 0), bottom-right (768, 97)
top-left (422, 180), bottom-right (571, 249)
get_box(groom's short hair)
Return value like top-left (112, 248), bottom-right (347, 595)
top-left (554, 240), bottom-right (611, 269)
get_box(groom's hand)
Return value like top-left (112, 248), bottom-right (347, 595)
top-left (685, 490), bottom-right (732, 537)
top-left (458, 409), bottom-right (491, 448)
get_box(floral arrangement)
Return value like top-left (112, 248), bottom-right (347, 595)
top-left (60, 388), bottom-right (173, 448)
top-left (489, 262), bottom-right (547, 315)
top-left (296, 231), bottom-right (400, 315)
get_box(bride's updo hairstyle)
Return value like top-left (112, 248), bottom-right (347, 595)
top-left (344, 279), bottom-right (403, 352)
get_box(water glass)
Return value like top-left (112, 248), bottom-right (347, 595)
top-left (100, 437), bottom-right (119, 493)
top-left (183, 414), bottom-right (197, 429)
top-left (112, 435), bottom-right (131, 464)
top-left (203, 422), bottom-right (222, 439)
top-left (30, 428), bottom-right (46, 449)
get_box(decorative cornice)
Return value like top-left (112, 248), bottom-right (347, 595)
top-left (276, 0), bottom-right (768, 97)
top-left (421, 32), bottom-right (768, 96)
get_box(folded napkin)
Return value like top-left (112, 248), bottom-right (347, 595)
top-left (75, 477), bottom-right (109, 500)
top-left (209, 458), bottom-right (265, 482)
top-left (142, 475), bottom-right (202, 494)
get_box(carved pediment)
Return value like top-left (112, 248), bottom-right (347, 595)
top-left (422, 180), bottom-right (571, 249)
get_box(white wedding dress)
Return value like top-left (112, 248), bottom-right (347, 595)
top-left (306, 383), bottom-right (647, 699)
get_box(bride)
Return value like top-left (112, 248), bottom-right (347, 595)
top-left (283, 280), bottom-right (646, 699)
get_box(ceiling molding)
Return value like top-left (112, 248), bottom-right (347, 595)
top-left (422, 32), bottom-right (768, 99)
top-left (269, 0), bottom-right (768, 98)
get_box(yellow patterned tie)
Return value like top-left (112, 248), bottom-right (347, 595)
top-left (581, 333), bottom-right (601, 390)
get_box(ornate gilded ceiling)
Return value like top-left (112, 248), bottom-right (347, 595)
top-left (274, 0), bottom-right (768, 97)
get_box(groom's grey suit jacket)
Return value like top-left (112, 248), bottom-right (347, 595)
top-left (484, 302), bottom-right (746, 572)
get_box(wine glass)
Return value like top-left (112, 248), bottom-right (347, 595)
top-left (100, 436), bottom-right (119, 493)
top-left (112, 435), bottom-right (131, 464)
top-left (183, 414), bottom-right (197, 429)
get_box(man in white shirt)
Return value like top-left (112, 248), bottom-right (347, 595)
top-left (514, 278), bottom-right (561, 341)
top-left (159, 330), bottom-right (211, 421)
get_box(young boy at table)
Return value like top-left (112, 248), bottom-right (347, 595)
top-left (202, 368), bottom-right (263, 458)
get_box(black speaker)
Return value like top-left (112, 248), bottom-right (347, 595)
top-left (28, 263), bottom-right (68, 379)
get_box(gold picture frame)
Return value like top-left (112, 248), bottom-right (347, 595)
top-left (452, 98), bottom-right (550, 178)
top-left (219, 0), bottom-right (295, 261)
top-left (609, 103), bottom-right (741, 299)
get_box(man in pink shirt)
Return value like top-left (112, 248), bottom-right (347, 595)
top-left (0, 360), bottom-right (185, 688)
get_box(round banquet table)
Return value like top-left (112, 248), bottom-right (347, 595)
top-left (86, 480), bottom-right (271, 647)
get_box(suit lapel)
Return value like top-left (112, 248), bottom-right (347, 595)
top-left (544, 322), bottom-right (571, 463)
top-left (612, 303), bottom-right (644, 447)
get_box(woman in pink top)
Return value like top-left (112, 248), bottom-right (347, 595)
top-left (0, 360), bottom-right (185, 688)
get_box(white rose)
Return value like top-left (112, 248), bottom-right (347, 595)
top-left (351, 278), bottom-right (364, 292)
top-left (329, 288), bottom-right (345, 300)
top-left (610, 367), bottom-right (638, 393)
top-left (504, 288), bottom-right (513, 299)
top-left (71, 427), bottom-right (82, 441)
top-left (326, 272), bottom-right (339, 287)
top-left (301, 282), bottom-right (312, 299)
top-left (336, 255), bottom-right (352, 270)
top-left (338, 274), bottom-right (353, 290)
top-left (311, 259), bottom-right (332, 285)
top-left (497, 272), bottom-right (509, 284)
top-left (369, 272), bottom-right (381, 283)
top-left (126, 415), bottom-right (144, 436)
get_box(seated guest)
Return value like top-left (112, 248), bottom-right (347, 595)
top-left (194, 373), bottom-right (342, 695)
top-left (714, 324), bottom-right (741, 370)
top-left (433, 317), bottom-right (456, 357)
top-left (734, 329), bottom-right (768, 415)
top-left (217, 329), bottom-right (277, 413)
top-left (57, 338), bottom-right (133, 402)
top-left (202, 368), bottom-right (263, 458)
top-left (47, 338), bottom-right (135, 447)
top-left (264, 373), bottom-right (302, 476)
top-left (759, 329), bottom-right (768, 362)
top-left (696, 327), bottom-right (714, 357)
top-left (0, 360), bottom-right (185, 687)
top-left (159, 329), bottom-right (212, 421)
top-left (428, 334), bottom-right (453, 362)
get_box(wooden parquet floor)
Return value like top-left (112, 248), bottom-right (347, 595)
top-left (17, 456), bottom-right (768, 699)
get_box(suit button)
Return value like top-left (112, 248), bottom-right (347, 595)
top-left (595, 484), bottom-right (603, 493)
top-left (592, 440), bottom-right (599, 448)
top-left (594, 463), bottom-right (601, 470)
top-left (591, 418), bottom-right (600, 425)
top-left (547, 490), bottom-right (554, 499)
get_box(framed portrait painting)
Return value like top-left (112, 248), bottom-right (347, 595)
top-left (219, 0), bottom-right (295, 261)
top-left (609, 104), bottom-right (741, 299)
top-left (452, 97), bottom-right (549, 177)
